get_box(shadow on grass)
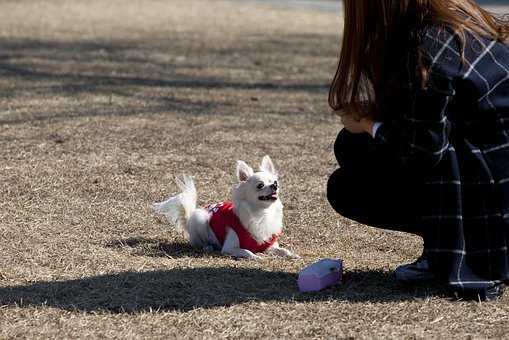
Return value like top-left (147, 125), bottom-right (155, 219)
top-left (0, 267), bottom-right (446, 313)
top-left (0, 35), bottom-right (331, 124)
top-left (105, 237), bottom-right (223, 259)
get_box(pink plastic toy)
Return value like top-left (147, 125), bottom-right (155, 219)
top-left (298, 258), bottom-right (343, 292)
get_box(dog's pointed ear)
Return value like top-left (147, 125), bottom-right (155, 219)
top-left (236, 161), bottom-right (254, 182)
top-left (260, 155), bottom-right (277, 176)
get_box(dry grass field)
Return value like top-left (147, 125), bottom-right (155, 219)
top-left (1, 0), bottom-right (508, 338)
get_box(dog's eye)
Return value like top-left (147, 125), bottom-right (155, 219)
top-left (256, 183), bottom-right (264, 190)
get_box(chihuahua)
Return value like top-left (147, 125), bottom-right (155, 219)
top-left (153, 155), bottom-right (298, 260)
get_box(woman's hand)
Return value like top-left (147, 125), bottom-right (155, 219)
top-left (341, 114), bottom-right (375, 135)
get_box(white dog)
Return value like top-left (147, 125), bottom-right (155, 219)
top-left (153, 155), bottom-right (298, 260)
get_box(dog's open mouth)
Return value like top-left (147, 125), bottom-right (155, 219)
top-left (259, 193), bottom-right (278, 201)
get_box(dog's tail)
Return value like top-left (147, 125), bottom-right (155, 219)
top-left (152, 175), bottom-right (197, 236)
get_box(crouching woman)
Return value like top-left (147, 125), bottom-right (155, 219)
top-left (327, 0), bottom-right (509, 300)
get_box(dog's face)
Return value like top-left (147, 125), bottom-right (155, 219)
top-left (234, 155), bottom-right (280, 208)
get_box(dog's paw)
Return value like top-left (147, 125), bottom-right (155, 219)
top-left (280, 250), bottom-right (301, 259)
top-left (289, 253), bottom-right (301, 260)
top-left (266, 247), bottom-right (300, 259)
top-left (248, 253), bottom-right (264, 261)
top-left (223, 248), bottom-right (266, 260)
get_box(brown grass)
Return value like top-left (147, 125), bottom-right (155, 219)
top-left (0, 0), bottom-right (508, 338)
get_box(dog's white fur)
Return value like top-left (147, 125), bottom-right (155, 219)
top-left (153, 155), bottom-right (298, 260)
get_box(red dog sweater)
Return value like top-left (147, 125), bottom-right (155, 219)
top-left (206, 201), bottom-right (280, 253)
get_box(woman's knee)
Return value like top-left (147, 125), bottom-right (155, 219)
top-left (327, 167), bottom-right (389, 221)
top-left (333, 129), bottom-right (356, 165)
top-left (333, 128), bottom-right (376, 166)
top-left (327, 169), bottom-right (350, 216)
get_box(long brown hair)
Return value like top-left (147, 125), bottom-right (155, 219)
top-left (329, 0), bottom-right (509, 116)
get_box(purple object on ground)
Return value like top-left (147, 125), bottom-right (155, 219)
top-left (298, 258), bottom-right (343, 292)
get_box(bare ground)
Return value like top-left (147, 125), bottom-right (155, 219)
top-left (0, 0), bottom-right (508, 339)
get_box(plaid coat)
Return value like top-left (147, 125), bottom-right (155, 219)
top-left (374, 26), bottom-right (509, 292)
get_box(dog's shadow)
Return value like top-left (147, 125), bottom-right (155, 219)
top-left (105, 236), bottom-right (222, 258)
top-left (0, 267), bottom-right (446, 314)
top-left (0, 238), bottom-right (447, 313)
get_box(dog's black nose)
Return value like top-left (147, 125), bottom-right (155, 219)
top-left (270, 181), bottom-right (278, 190)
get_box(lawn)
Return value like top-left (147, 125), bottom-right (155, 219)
top-left (1, 0), bottom-right (508, 338)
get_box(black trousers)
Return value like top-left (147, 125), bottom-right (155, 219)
top-left (327, 129), bottom-right (422, 237)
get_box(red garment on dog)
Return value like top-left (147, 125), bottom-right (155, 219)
top-left (207, 201), bottom-right (280, 253)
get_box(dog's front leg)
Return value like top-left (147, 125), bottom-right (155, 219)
top-left (265, 242), bottom-right (300, 259)
top-left (221, 228), bottom-right (262, 260)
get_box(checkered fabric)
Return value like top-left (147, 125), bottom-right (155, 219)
top-left (374, 26), bottom-right (509, 292)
